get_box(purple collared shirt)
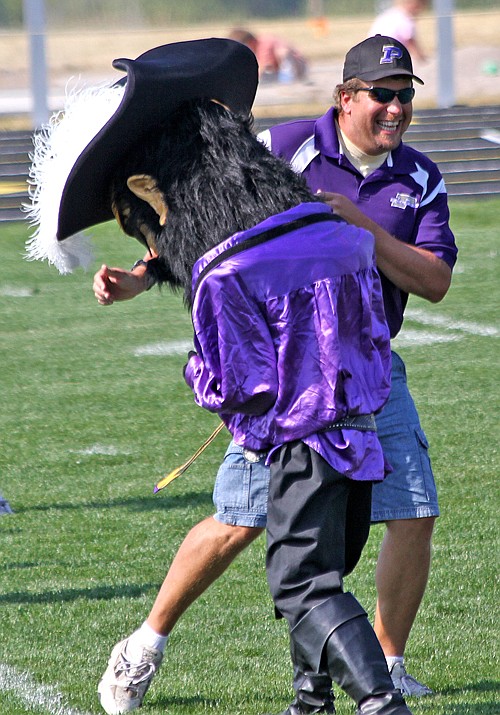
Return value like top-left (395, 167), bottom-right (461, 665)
top-left (259, 107), bottom-right (458, 338)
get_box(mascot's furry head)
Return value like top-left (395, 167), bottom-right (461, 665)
top-left (26, 37), bottom-right (317, 302)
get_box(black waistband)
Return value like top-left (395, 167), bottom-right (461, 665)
top-left (325, 413), bottom-right (377, 432)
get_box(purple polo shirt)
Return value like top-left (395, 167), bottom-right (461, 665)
top-left (259, 107), bottom-right (458, 338)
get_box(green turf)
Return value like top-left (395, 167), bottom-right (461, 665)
top-left (0, 201), bottom-right (498, 714)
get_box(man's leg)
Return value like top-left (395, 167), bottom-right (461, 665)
top-left (372, 351), bottom-right (438, 696)
top-left (147, 516), bottom-right (263, 635)
top-left (374, 517), bottom-right (435, 657)
top-left (98, 441), bottom-right (268, 715)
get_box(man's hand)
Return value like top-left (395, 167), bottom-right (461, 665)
top-left (317, 191), bottom-right (451, 302)
top-left (93, 264), bottom-right (148, 305)
top-left (316, 191), bottom-right (366, 226)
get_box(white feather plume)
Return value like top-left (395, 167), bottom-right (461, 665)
top-left (24, 80), bottom-right (125, 274)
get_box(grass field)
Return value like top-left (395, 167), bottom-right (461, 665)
top-left (0, 200), bottom-right (499, 715)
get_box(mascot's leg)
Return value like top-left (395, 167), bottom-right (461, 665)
top-left (290, 595), bottom-right (411, 714)
top-left (267, 442), bottom-right (412, 715)
top-left (274, 668), bottom-right (335, 715)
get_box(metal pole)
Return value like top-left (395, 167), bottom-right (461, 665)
top-left (308, 0), bottom-right (324, 16)
top-left (433, 0), bottom-right (455, 108)
top-left (23, 0), bottom-right (49, 127)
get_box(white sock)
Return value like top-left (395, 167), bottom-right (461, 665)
top-left (386, 655), bottom-right (404, 670)
top-left (125, 621), bottom-right (169, 662)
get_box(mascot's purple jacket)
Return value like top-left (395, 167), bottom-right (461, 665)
top-left (184, 202), bottom-right (392, 482)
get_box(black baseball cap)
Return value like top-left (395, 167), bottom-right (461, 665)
top-left (343, 35), bottom-right (424, 85)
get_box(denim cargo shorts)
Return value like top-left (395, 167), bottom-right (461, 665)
top-left (213, 352), bottom-right (439, 526)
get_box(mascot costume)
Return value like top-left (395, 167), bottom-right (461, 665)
top-left (26, 38), bottom-right (412, 715)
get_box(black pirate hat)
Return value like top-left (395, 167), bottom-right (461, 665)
top-left (25, 36), bottom-right (258, 273)
top-left (55, 38), bottom-right (258, 242)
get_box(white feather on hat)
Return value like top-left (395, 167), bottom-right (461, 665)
top-left (24, 81), bottom-right (125, 274)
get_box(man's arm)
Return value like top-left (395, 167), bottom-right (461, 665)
top-left (405, 38), bottom-right (428, 64)
top-left (93, 252), bottom-right (157, 305)
top-left (318, 192), bottom-right (451, 303)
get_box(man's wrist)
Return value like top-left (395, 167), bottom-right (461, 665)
top-left (130, 259), bottom-right (157, 291)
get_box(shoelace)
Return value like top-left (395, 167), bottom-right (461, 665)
top-left (400, 673), bottom-right (432, 694)
top-left (115, 654), bottom-right (157, 691)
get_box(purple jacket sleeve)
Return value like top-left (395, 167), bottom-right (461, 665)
top-left (184, 278), bottom-right (278, 416)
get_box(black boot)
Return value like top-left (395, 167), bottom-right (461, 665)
top-left (324, 617), bottom-right (412, 714)
top-left (277, 671), bottom-right (335, 715)
top-left (356, 691), bottom-right (409, 715)
top-left (289, 594), bottom-right (413, 715)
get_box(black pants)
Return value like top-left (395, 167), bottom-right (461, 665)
top-left (266, 440), bottom-right (372, 630)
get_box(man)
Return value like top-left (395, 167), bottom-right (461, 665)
top-left (94, 35), bottom-right (457, 714)
top-left (228, 28), bottom-right (308, 83)
top-left (258, 34), bottom-right (456, 705)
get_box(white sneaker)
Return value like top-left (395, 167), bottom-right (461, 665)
top-left (98, 637), bottom-right (163, 714)
top-left (389, 661), bottom-right (433, 697)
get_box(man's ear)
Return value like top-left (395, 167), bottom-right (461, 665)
top-left (127, 174), bottom-right (168, 226)
top-left (340, 90), bottom-right (353, 115)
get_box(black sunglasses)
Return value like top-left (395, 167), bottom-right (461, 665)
top-left (356, 86), bottom-right (415, 104)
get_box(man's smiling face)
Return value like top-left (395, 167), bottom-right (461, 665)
top-left (339, 77), bottom-right (414, 156)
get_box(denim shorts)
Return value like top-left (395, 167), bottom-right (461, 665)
top-left (212, 351), bottom-right (439, 526)
top-left (212, 443), bottom-right (269, 527)
top-left (371, 352), bottom-right (439, 522)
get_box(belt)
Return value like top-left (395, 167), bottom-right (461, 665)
top-left (325, 413), bottom-right (377, 432)
top-left (243, 448), bottom-right (268, 463)
top-left (243, 413), bottom-right (377, 463)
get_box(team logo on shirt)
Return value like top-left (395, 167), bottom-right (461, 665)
top-left (380, 45), bottom-right (403, 65)
top-left (390, 193), bottom-right (419, 209)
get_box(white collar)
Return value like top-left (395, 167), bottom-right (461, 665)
top-left (336, 120), bottom-right (389, 177)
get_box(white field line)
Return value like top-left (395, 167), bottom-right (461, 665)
top-left (133, 339), bottom-right (193, 356)
top-left (405, 307), bottom-right (499, 338)
top-left (71, 444), bottom-right (133, 456)
top-left (0, 286), bottom-right (36, 297)
top-left (132, 309), bottom-right (498, 356)
top-left (0, 663), bottom-right (93, 715)
top-left (392, 329), bottom-right (462, 348)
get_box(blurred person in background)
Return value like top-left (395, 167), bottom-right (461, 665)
top-left (369, 0), bottom-right (429, 62)
top-left (229, 28), bottom-right (308, 83)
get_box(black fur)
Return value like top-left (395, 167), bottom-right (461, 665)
top-left (110, 99), bottom-right (319, 305)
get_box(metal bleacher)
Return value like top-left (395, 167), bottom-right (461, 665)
top-left (256, 104), bottom-right (500, 200)
top-left (1, 105), bottom-right (500, 224)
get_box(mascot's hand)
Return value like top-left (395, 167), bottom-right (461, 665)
top-left (316, 190), bottom-right (373, 231)
top-left (93, 264), bottom-right (148, 305)
top-left (183, 350), bottom-right (198, 378)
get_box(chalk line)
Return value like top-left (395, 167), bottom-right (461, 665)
top-left (392, 329), bottom-right (462, 348)
top-left (133, 339), bottom-right (193, 356)
top-left (71, 444), bottom-right (133, 456)
top-left (0, 662), bottom-right (93, 715)
top-left (405, 307), bottom-right (499, 338)
top-left (0, 286), bottom-right (36, 297)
